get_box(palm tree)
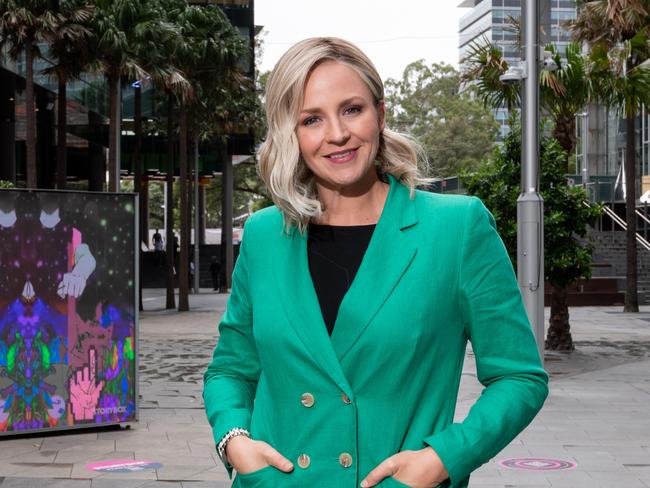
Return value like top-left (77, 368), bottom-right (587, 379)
top-left (538, 43), bottom-right (594, 160)
top-left (41, 0), bottom-right (94, 190)
top-left (0, 0), bottom-right (59, 188)
top-left (571, 0), bottom-right (650, 313)
top-left (167, 2), bottom-right (247, 311)
top-left (462, 41), bottom-right (521, 112)
top-left (131, 1), bottom-right (185, 242)
top-left (91, 0), bottom-right (163, 192)
top-left (462, 39), bottom-right (598, 351)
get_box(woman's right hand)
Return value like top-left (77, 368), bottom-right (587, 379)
top-left (226, 436), bottom-right (294, 475)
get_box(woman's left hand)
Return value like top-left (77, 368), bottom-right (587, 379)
top-left (360, 447), bottom-right (449, 488)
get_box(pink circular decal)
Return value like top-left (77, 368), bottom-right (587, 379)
top-left (499, 458), bottom-right (577, 471)
top-left (86, 460), bottom-right (163, 473)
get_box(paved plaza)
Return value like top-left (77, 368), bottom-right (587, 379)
top-left (0, 289), bottom-right (649, 487)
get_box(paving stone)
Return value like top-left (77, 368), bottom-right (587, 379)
top-left (0, 478), bottom-right (91, 488)
top-left (181, 482), bottom-right (231, 488)
top-left (155, 465), bottom-right (218, 482)
top-left (90, 480), bottom-right (150, 488)
top-left (1, 463), bottom-right (73, 479)
top-left (0, 446), bottom-right (43, 462)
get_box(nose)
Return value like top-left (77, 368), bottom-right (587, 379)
top-left (325, 117), bottom-right (350, 145)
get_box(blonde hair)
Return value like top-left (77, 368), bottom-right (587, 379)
top-left (258, 37), bottom-right (426, 231)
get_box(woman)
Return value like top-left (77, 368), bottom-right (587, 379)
top-left (203, 37), bottom-right (548, 488)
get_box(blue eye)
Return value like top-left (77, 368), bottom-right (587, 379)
top-left (345, 106), bottom-right (362, 115)
top-left (302, 117), bottom-right (319, 126)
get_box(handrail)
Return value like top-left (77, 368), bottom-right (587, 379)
top-left (636, 208), bottom-right (650, 225)
top-left (585, 201), bottom-right (650, 251)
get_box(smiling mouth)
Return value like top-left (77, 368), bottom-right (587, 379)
top-left (325, 148), bottom-right (358, 163)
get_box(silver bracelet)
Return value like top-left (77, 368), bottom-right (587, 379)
top-left (217, 428), bottom-right (250, 467)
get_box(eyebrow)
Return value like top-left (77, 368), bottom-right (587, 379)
top-left (300, 96), bottom-right (366, 115)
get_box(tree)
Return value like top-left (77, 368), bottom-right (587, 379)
top-left (91, 0), bottom-right (161, 192)
top-left (462, 36), bottom-right (602, 350)
top-left (539, 43), bottom-right (595, 158)
top-left (131, 1), bottom-right (186, 242)
top-left (0, 0), bottom-right (60, 188)
top-left (570, 0), bottom-right (650, 312)
top-left (463, 40), bottom-right (594, 163)
top-left (42, 0), bottom-right (94, 190)
top-left (463, 122), bottom-right (602, 351)
top-left (131, 2), bottom-right (188, 312)
top-left (165, 1), bottom-right (248, 311)
top-left (461, 41), bottom-right (521, 112)
top-left (385, 60), bottom-right (498, 177)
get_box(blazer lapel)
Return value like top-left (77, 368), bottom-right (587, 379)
top-left (274, 226), bottom-right (353, 395)
top-left (273, 175), bottom-right (418, 390)
top-left (330, 175), bottom-right (418, 362)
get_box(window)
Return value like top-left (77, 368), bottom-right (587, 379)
top-left (551, 9), bottom-right (576, 21)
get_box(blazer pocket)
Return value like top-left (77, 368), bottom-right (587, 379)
top-left (380, 477), bottom-right (411, 488)
top-left (232, 466), bottom-right (278, 488)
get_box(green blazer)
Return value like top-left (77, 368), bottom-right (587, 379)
top-left (203, 175), bottom-right (548, 488)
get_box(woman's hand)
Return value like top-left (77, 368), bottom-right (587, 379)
top-left (360, 447), bottom-right (449, 488)
top-left (226, 436), bottom-right (294, 475)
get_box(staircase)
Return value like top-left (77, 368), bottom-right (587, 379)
top-left (587, 229), bottom-right (650, 305)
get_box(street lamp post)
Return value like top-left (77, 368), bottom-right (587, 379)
top-left (518, 0), bottom-right (545, 361)
top-left (194, 138), bottom-right (200, 294)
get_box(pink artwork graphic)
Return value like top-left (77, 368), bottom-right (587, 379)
top-left (86, 459), bottom-right (163, 473)
top-left (70, 348), bottom-right (104, 421)
top-left (67, 303), bottom-right (114, 372)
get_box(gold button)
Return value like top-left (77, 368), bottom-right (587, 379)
top-left (341, 393), bottom-right (351, 404)
top-left (339, 452), bottom-right (353, 468)
top-left (301, 392), bottom-right (315, 408)
top-left (298, 453), bottom-right (311, 469)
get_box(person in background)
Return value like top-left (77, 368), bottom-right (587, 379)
top-left (209, 257), bottom-right (222, 292)
top-left (203, 37), bottom-right (548, 488)
top-left (152, 229), bottom-right (164, 252)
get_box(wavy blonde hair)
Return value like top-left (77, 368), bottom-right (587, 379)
top-left (258, 37), bottom-right (426, 231)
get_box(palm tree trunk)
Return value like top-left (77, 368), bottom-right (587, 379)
top-left (25, 38), bottom-right (37, 188)
top-left (165, 91), bottom-right (175, 309)
top-left (624, 112), bottom-right (639, 312)
top-left (553, 113), bottom-right (576, 172)
top-left (56, 71), bottom-right (67, 189)
top-left (545, 113), bottom-right (578, 349)
top-left (188, 133), bottom-right (194, 291)
top-left (107, 69), bottom-right (120, 192)
top-left (545, 284), bottom-right (574, 351)
top-left (178, 99), bottom-right (189, 312)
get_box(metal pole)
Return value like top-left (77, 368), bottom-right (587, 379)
top-left (582, 110), bottom-right (589, 195)
top-left (163, 181), bottom-right (167, 241)
top-left (222, 152), bottom-right (234, 291)
top-left (643, 201), bottom-right (648, 240)
top-left (113, 82), bottom-right (122, 191)
top-left (518, 0), bottom-right (545, 362)
top-left (194, 137), bottom-right (200, 294)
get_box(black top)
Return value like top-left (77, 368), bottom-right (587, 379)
top-left (307, 223), bottom-right (376, 335)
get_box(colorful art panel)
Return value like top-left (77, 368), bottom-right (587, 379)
top-left (0, 189), bottom-right (137, 434)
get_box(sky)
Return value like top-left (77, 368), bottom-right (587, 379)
top-left (255, 1), bottom-right (471, 82)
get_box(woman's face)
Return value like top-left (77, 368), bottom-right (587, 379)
top-left (296, 60), bottom-right (385, 194)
